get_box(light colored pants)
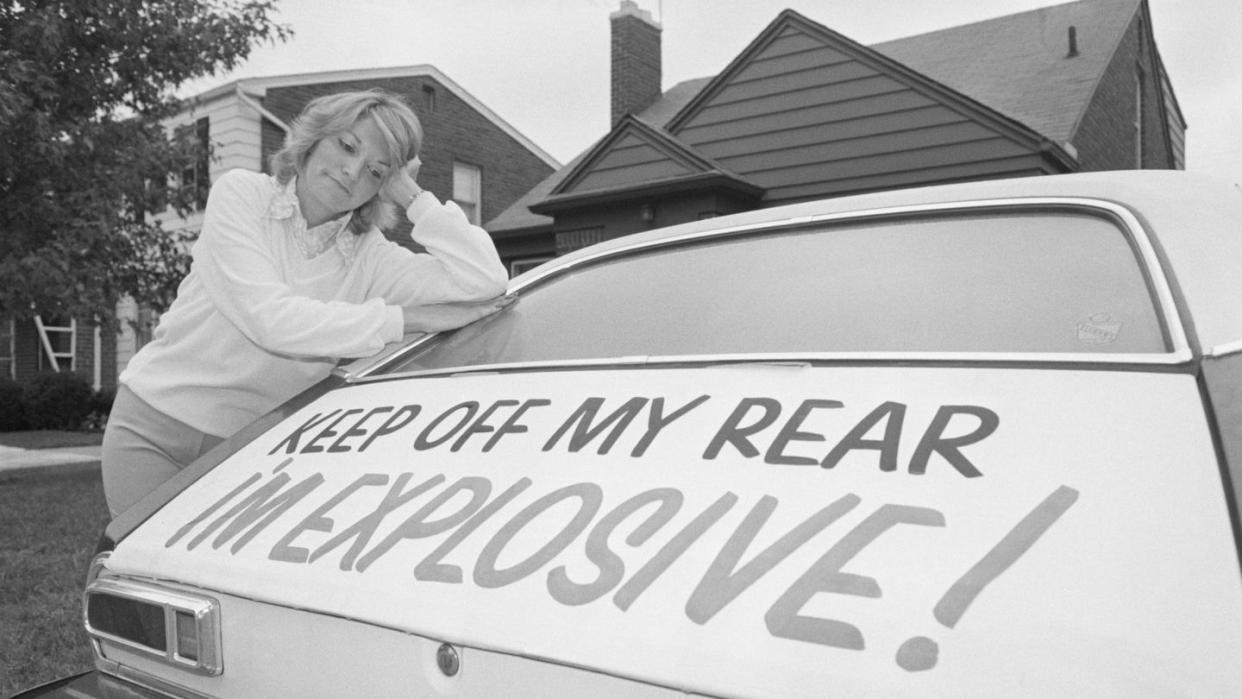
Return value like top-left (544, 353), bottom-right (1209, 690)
top-left (101, 385), bottom-right (225, 517)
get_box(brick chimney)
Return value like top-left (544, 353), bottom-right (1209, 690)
top-left (611, 1), bottom-right (662, 125)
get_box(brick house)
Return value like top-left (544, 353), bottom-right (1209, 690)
top-left (1, 65), bottom-right (558, 391)
top-left (487, 0), bottom-right (1185, 264)
top-left (1, 317), bottom-right (108, 390)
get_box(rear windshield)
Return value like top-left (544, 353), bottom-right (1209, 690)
top-left (391, 209), bottom-right (1167, 373)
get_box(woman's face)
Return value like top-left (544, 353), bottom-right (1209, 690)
top-left (297, 115), bottom-right (392, 226)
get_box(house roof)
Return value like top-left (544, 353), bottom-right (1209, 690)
top-left (872, 0), bottom-right (1141, 147)
top-left (531, 114), bottom-right (762, 214)
top-left (488, 0), bottom-right (1146, 234)
top-left (485, 79), bottom-right (716, 234)
top-left (183, 64), bottom-right (561, 170)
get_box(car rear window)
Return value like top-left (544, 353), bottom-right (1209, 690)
top-left (392, 208), bottom-right (1168, 372)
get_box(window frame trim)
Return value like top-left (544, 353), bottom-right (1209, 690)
top-left (451, 160), bottom-right (483, 225)
top-left (338, 197), bottom-right (1193, 383)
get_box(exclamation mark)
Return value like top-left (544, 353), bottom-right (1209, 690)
top-left (896, 485), bottom-right (1080, 672)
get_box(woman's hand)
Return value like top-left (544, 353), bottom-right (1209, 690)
top-left (382, 155), bottom-right (422, 207)
top-left (402, 294), bottom-right (515, 334)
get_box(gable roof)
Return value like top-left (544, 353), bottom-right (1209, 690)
top-left (185, 64), bottom-right (560, 169)
top-left (489, 0), bottom-right (1144, 234)
top-left (487, 79), bottom-right (710, 233)
top-left (873, 0), bottom-right (1141, 147)
top-left (662, 9), bottom-right (1079, 198)
top-left (531, 115), bottom-right (761, 214)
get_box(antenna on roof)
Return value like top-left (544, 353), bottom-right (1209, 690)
top-left (1067, 26), bottom-right (1079, 58)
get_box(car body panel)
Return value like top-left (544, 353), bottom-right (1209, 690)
top-left (45, 170), bottom-right (1242, 698)
top-left (84, 590), bottom-right (692, 698)
top-left (103, 365), bottom-right (1242, 696)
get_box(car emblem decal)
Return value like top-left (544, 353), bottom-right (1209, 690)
top-left (1076, 312), bottom-right (1122, 345)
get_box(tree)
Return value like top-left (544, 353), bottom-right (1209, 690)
top-left (0, 0), bottom-right (290, 324)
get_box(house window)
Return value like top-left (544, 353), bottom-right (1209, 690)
top-left (177, 116), bottom-right (211, 210)
top-left (452, 161), bottom-right (483, 225)
top-left (509, 256), bottom-right (554, 277)
top-left (35, 315), bottom-right (75, 372)
top-left (0, 317), bottom-right (13, 379)
top-left (422, 85), bottom-right (438, 114)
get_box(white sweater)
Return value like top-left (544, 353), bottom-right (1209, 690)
top-left (121, 169), bottom-right (508, 436)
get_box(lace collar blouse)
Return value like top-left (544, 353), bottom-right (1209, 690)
top-left (266, 177), bottom-right (360, 264)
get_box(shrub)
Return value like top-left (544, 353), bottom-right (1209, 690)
top-left (20, 372), bottom-right (95, 430)
top-left (86, 387), bottom-right (116, 431)
top-left (0, 377), bottom-right (27, 431)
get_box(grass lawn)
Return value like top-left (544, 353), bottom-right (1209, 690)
top-left (0, 471), bottom-right (111, 696)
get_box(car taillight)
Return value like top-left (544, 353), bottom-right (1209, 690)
top-left (83, 569), bottom-right (222, 676)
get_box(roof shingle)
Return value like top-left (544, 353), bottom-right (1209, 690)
top-left (870, 0), bottom-right (1140, 145)
top-left (488, 0), bottom-right (1143, 233)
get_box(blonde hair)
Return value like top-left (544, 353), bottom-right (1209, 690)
top-left (271, 90), bottom-right (424, 233)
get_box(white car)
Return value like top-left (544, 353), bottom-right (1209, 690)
top-left (20, 170), bottom-right (1242, 697)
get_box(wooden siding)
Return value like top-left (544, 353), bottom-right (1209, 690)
top-left (724, 123), bottom-right (1015, 176)
top-left (209, 100), bottom-right (264, 174)
top-left (671, 24), bottom-right (1043, 201)
top-left (776, 154), bottom-right (1053, 202)
top-left (569, 134), bottom-right (698, 192)
top-left (680, 74), bottom-right (909, 127)
top-left (681, 96), bottom-right (963, 149)
top-left (754, 138), bottom-right (1032, 186)
top-left (708, 118), bottom-right (977, 164)
top-left (595, 134), bottom-right (678, 169)
top-left (170, 97), bottom-right (264, 180)
top-left (155, 95), bottom-right (263, 233)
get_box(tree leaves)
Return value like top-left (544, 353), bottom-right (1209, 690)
top-left (0, 0), bottom-right (290, 322)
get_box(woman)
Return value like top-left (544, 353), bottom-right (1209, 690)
top-left (102, 89), bottom-right (510, 516)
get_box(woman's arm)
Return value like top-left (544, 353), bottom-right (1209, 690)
top-left (363, 191), bottom-right (509, 306)
top-left (364, 157), bottom-right (508, 310)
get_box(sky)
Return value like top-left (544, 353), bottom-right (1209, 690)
top-left (181, 0), bottom-right (1241, 183)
